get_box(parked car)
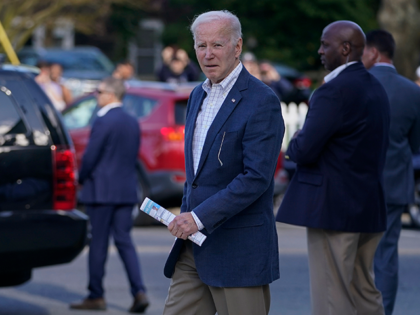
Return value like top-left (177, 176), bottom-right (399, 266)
top-left (62, 81), bottom-right (288, 225)
top-left (17, 46), bottom-right (114, 97)
top-left (0, 64), bottom-right (89, 287)
top-left (273, 63), bottom-right (312, 104)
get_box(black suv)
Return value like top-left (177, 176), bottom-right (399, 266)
top-left (0, 64), bottom-right (89, 287)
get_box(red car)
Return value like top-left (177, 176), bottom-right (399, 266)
top-left (62, 81), bottom-right (287, 225)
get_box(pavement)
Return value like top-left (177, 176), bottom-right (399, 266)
top-left (0, 223), bottom-right (419, 315)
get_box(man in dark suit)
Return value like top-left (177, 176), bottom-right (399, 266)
top-left (162, 10), bottom-right (284, 315)
top-left (277, 21), bottom-right (390, 315)
top-left (70, 77), bottom-right (149, 313)
top-left (362, 30), bottom-right (420, 315)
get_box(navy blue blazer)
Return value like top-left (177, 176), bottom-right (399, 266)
top-left (79, 106), bottom-right (140, 205)
top-left (276, 62), bottom-right (390, 233)
top-left (369, 65), bottom-right (420, 205)
top-left (164, 67), bottom-right (285, 287)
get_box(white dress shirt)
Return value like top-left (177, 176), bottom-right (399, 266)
top-left (97, 102), bottom-right (122, 117)
top-left (190, 62), bottom-right (243, 230)
top-left (324, 61), bottom-right (357, 83)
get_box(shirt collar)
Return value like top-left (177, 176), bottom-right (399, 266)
top-left (373, 62), bottom-right (395, 69)
top-left (202, 62), bottom-right (243, 93)
top-left (324, 61), bottom-right (358, 83)
top-left (97, 102), bottom-right (122, 117)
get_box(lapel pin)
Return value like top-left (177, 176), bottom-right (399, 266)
top-left (232, 98), bottom-right (236, 103)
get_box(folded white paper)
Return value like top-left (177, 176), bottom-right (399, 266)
top-left (139, 197), bottom-right (207, 246)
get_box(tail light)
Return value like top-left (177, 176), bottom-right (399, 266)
top-left (51, 145), bottom-right (77, 210)
top-left (160, 126), bottom-right (185, 141)
top-left (293, 77), bottom-right (312, 89)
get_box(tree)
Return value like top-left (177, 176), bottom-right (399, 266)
top-left (159, 0), bottom-right (381, 70)
top-left (377, 0), bottom-right (420, 79)
top-left (0, 0), bottom-right (155, 54)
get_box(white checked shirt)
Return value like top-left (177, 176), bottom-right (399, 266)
top-left (192, 62), bottom-right (243, 174)
top-left (190, 63), bottom-right (242, 230)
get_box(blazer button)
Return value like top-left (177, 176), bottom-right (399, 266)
top-left (192, 184), bottom-right (198, 189)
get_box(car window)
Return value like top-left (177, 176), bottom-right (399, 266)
top-left (0, 86), bottom-right (29, 146)
top-left (123, 94), bottom-right (158, 119)
top-left (174, 100), bottom-right (188, 125)
top-left (62, 97), bottom-right (98, 130)
top-left (44, 51), bottom-right (114, 72)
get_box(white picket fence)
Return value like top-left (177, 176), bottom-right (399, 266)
top-left (281, 102), bottom-right (308, 151)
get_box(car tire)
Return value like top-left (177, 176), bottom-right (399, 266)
top-left (0, 270), bottom-right (31, 287)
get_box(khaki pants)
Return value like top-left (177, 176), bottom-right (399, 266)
top-left (307, 228), bottom-right (385, 315)
top-left (163, 242), bottom-right (270, 315)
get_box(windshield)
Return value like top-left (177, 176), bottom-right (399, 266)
top-left (43, 50), bottom-right (114, 72)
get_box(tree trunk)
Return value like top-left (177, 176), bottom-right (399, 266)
top-left (378, 0), bottom-right (420, 80)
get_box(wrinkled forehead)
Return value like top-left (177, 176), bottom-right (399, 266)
top-left (195, 20), bottom-right (232, 42)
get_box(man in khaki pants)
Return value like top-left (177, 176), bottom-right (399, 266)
top-left (162, 10), bottom-right (285, 315)
top-left (277, 21), bottom-right (389, 315)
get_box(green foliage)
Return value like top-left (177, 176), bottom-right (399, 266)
top-left (161, 0), bottom-right (381, 70)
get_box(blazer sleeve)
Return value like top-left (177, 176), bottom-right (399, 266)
top-left (286, 85), bottom-right (343, 165)
top-left (193, 92), bottom-right (285, 234)
top-left (78, 118), bottom-right (109, 184)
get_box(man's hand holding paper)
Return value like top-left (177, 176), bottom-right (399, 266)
top-left (168, 213), bottom-right (198, 240)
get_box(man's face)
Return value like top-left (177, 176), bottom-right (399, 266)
top-left (96, 83), bottom-right (114, 107)
top-left (195, 21), bottom-right (242, 84)
top-left (361, 46), bottom-right (376, 70)
top-left (318, 28), bottom-right (344, 71)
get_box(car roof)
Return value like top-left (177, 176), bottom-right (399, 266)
top-left (126, 80), bottom-right (200, 97)
top-left (0, 64), bottom-right (40, 76)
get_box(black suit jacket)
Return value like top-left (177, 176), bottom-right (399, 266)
top-left (277, 62), bottom-right (390, 232)
top-left (79, 106), bottom-right (140, 205)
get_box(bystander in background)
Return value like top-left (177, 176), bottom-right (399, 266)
top-left (113, 60), bottom-right (135, 81)
top-left (362, 30), bottom-right (420, 315)
top-left (259, 60), bottom-right (294, 103)
top-left (277, 21), bottom-right (389, 315)
top-left (241, 52), bottom-right (261, 80)
top-left (50, 62), bottom-right (73, 107)
top-left (35, 61), bottom-right (66, 112)
top-left (70, 77), bottom-right (149, 313)
top-left (157, 46), bottom-right (200, 83)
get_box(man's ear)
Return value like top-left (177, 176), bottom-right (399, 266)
top-left (342, 41), bottom-right (351, 56)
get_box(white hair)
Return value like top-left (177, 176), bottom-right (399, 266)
top-left (190, 10), bottom-right (242, 48)
top-left (416, 66), bottom-right (420, 79)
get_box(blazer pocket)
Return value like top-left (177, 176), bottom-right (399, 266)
top-left (298, 172), bottom-right (323, 186)
top-left (222, 213), bottom-right (264, 229)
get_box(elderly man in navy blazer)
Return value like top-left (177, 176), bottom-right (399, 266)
top-left (362, 30), bottom-right (420, 315)
top-left (277, 21), bottom-right (390, 315)
top-left (162, 10), bottom-right (284, 315)
top-left (70, 77), bottom-right (149, 313)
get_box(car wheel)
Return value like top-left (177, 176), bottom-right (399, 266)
top-left (0, 270), bottom-right (31, 287)
top-left (133, 170), bottom-right (155, 226)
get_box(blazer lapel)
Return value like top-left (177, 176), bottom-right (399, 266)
top-left (185, 87), bottom-right (206, 179)
top-left (194, 69), bottom-right (249, 177)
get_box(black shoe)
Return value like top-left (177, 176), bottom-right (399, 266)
top-left (129, 292), bottom-right (149, 313)
top-left (70, 297), bottom-right (106, 310)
